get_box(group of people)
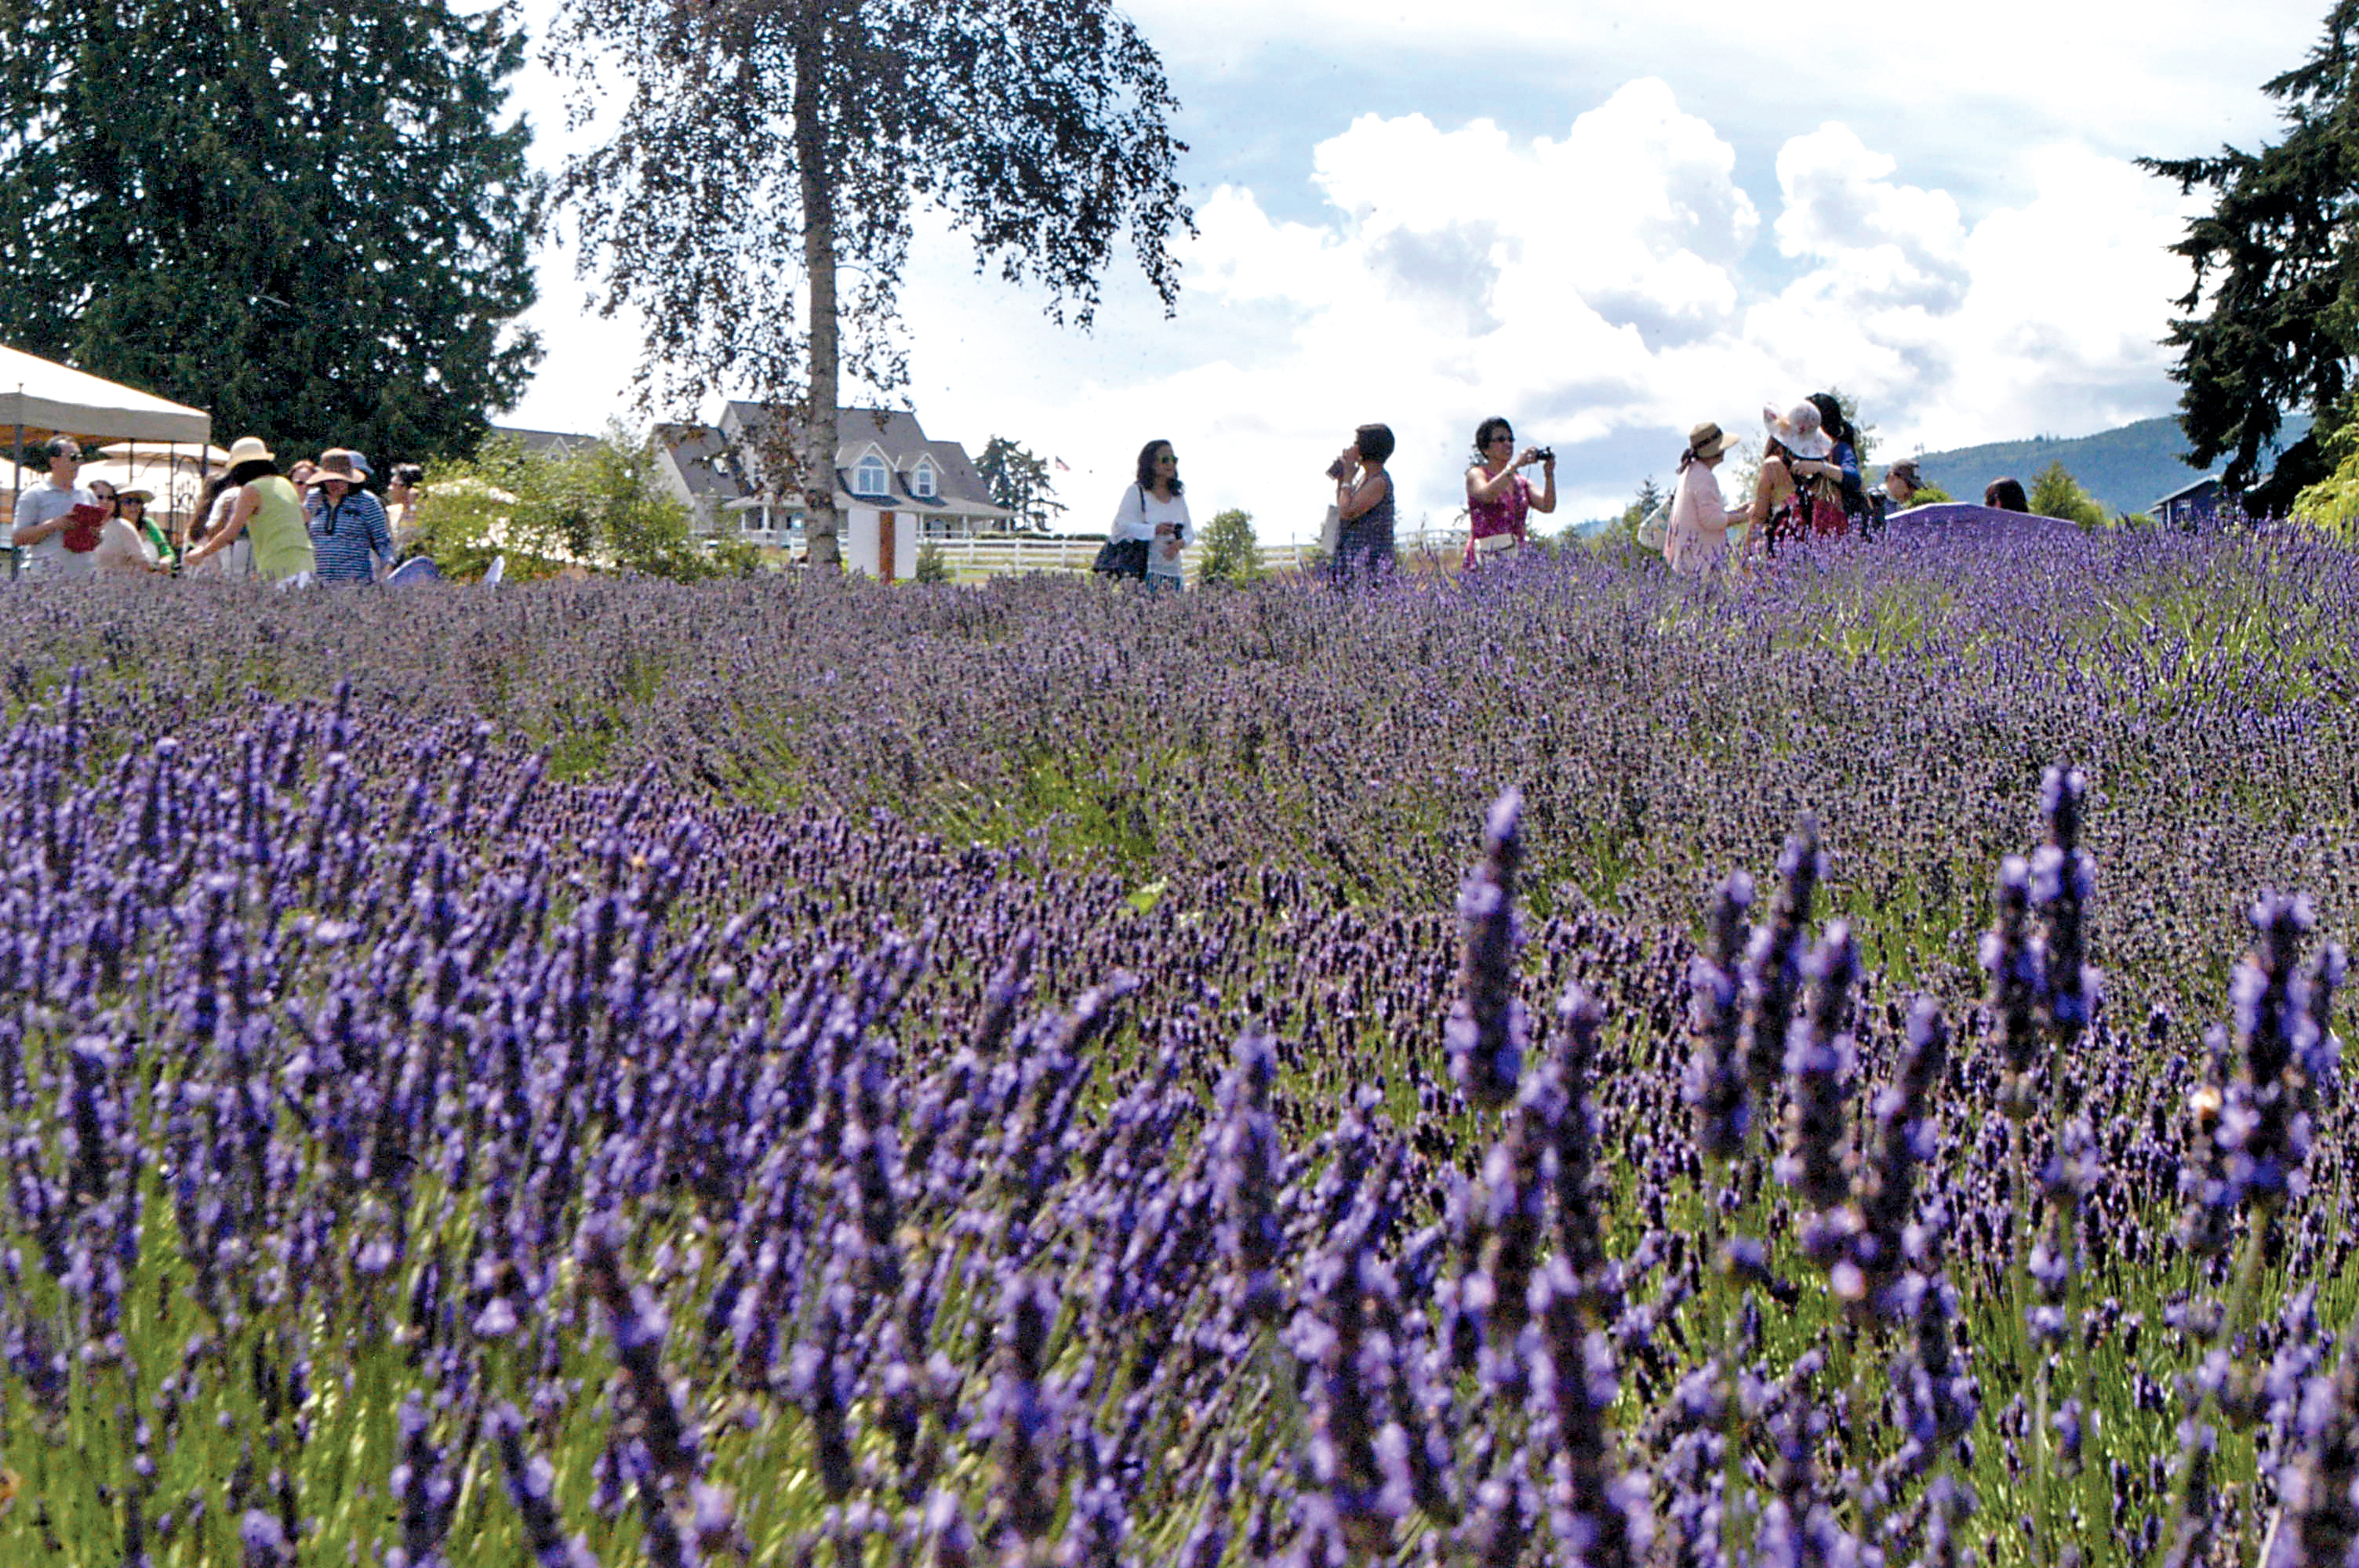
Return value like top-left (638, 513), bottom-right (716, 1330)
top-left (9, 434), bottom-right (425, 585)
top-left (1103, 397), bottom-right (1950, 592)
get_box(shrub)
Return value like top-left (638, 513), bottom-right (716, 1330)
top-left (913, 541), bottom-right (952, 583)
top-left (1196, 507), bottom-right (1263, 586)
top-left (2028, 459), bottom-right (2112, 528)
top-left (420, 423), bottom-right (732, 581)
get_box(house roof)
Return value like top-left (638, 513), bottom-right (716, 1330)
top-left (657, 425), bottom-right (754, 506)
top-left (684, 403), bottom-right (1010, 520)
top-left (490, 425), bottom-right (602, 459)
top-left (2150, 474), bottom-right (2223, 510)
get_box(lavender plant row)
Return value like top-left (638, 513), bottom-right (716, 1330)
top-left (0, 524), bottom-right (2346, 1566)
top-left (7, 522), bottom-right (2354, 1018)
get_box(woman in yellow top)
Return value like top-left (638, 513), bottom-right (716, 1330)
top-left (180, 437), bottom-right (316, 585)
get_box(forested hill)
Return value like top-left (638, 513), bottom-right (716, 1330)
top-left (1901, 413), bottom-right (2313, 516)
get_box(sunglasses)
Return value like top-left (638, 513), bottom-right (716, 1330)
top-left (1486, 435), bottom-right (1514, 446)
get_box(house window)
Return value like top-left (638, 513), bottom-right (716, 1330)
top-left (854, 455), bottom-right (890, 495)
top-left (911, 461), bottom-right (938, 499)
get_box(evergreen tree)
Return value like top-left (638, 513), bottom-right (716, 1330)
top-left (550, 0), bottom-right (1191, 568)
top-left (0, 0), bottom-right (541, 463)
top-left (2143, 1), bottom-right (2359, 508)
top-left (974, 436), bottom-right (1067, 532)
top-left (1197, 507), bottom-right (1262, 587)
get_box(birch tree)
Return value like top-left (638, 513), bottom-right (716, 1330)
top-left (548, 0), bottom-right (1191, 568)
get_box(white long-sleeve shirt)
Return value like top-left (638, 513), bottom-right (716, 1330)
top-left (1111, 484), bottom-right (1192, 577)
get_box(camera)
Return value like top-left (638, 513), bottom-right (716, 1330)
top-left (1325, 455), bottom-right (1354, 481)
top-left (1525, 446), bottom-right (1554, 466)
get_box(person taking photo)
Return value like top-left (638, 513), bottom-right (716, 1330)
top-left (1463, 416), bottom-right (1555, 568)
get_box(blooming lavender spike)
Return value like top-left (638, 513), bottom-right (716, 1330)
top-left (1216, 1031), bottom-right (1287, 1325)
top-left (1447, 789), bottom-right (1528, 1111)
top-left (1776, 922), bottom-right (1857, 1268)
top-left (1742, 818), bottom-right (1823, 1134)
top-left (491, 1404), bottom-right (604, 1568)
top-left (1841, 997), bottom-right (1948, 1317)
top-left (577, 1215), bottom-right (701, 1490)
top-left (984, 1273), bottom-right (1061, 1548)
top-left (2030, 764), bottom-right (2099, 1041)
top-left (1684, 872), bottom-right (1754, 1166)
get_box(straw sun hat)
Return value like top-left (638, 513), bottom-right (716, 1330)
top-left (1686, 421), bottom-right (1739, 460)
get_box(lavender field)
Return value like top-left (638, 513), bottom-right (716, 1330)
top-left (0, 523), bottom-right (2354, 1566)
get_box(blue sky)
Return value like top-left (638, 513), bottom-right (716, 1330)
top-left (504, 0), bottom-right (2330, 537)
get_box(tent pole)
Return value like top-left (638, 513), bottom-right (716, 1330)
top-left (9, 421), bottom-right (19, 581)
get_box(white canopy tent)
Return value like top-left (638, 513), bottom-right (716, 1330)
top-left (0, 344), bottom-right (211, 446)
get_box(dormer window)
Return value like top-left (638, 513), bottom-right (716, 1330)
top-left (853, 454), bottom-right (890, 495)
top-left (910, 459), bottom-right (938, 499)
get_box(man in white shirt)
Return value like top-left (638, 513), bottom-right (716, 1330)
top-left (11, 436), bottom-right (103, 579)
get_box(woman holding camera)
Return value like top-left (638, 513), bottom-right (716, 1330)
top-left (1463, 416), bottom-right (1555, 568)
top-left (1109, 439), bottom-right (1191, 593)
top-left (1328, 423), bottom-right (1397, 584)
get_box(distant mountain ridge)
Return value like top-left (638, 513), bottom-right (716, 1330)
top-left (1899, 414), bottom-right (2313, 517)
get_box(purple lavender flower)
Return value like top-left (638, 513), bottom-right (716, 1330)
top-left (1776, 922), bottom-right (1857, 1267)
top-left (1215, 1031), bottom-right (1287, 1325)
top-left (1446, 789), bottom-right (1528, 1111)
top-left (491, 1404), bottom-right (603, 1568)
top-left (1979, 855), bottom-right (2048, 1121)
top-left (1684, 872), bottom-right (1754, 1165)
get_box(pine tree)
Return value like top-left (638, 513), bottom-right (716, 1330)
top-left (0, 0), bottom-right (541, 464)
top-left (2143, 1), bottom-right (2359, 507)
top-left (975, 437), bottom-right (1067, 532)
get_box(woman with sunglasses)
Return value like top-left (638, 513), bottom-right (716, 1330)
top-left (88, 481), bottom-right (169, 575)
top-left (117, 489), bottom-right (176, 572)
top-left (1463, 416), bottom-right (1555, 568)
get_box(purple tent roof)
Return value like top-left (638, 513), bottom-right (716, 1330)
top-left (1885, 503), bottom-right (2083, 539)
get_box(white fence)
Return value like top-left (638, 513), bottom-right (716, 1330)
top-left (921, 528), bottom-right (1471, 585)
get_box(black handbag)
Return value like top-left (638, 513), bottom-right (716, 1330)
top-left (1092, 537), bottom-right (1147, 578)
top-left (1091, 488), bottom-right (1152, 579)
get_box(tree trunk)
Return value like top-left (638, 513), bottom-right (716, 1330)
top-left (792, 13), bottom-right (841, 570)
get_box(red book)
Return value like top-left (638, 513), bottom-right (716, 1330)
top-left (62, 500), bottom-right (107, 553)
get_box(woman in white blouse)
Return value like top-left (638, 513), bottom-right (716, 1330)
top-left (1110, 440), bottom-right (1192, 592)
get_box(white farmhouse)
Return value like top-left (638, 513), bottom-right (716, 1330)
top-left (656, 403), bottom-right (1011, 579)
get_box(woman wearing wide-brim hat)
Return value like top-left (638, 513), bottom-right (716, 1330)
top-left (180, 437), bottom-right (316, 585)
top-left (1665, 420), bottom-right (1749, 577)
top-left (114, 488), bottom-right (177, 568)
top-left (1744, 401), bottom-right (1849, 560)
top-left (92, 485), bottom-right (172, 575)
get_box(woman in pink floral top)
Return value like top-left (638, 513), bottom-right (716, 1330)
top-left (1463, 416), bottom-right (1555, 568)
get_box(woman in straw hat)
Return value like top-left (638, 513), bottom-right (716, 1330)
top-left (1665, 420), bottom-right (1749, 577)
top-left (180, 437), bottom-right (315, 585)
